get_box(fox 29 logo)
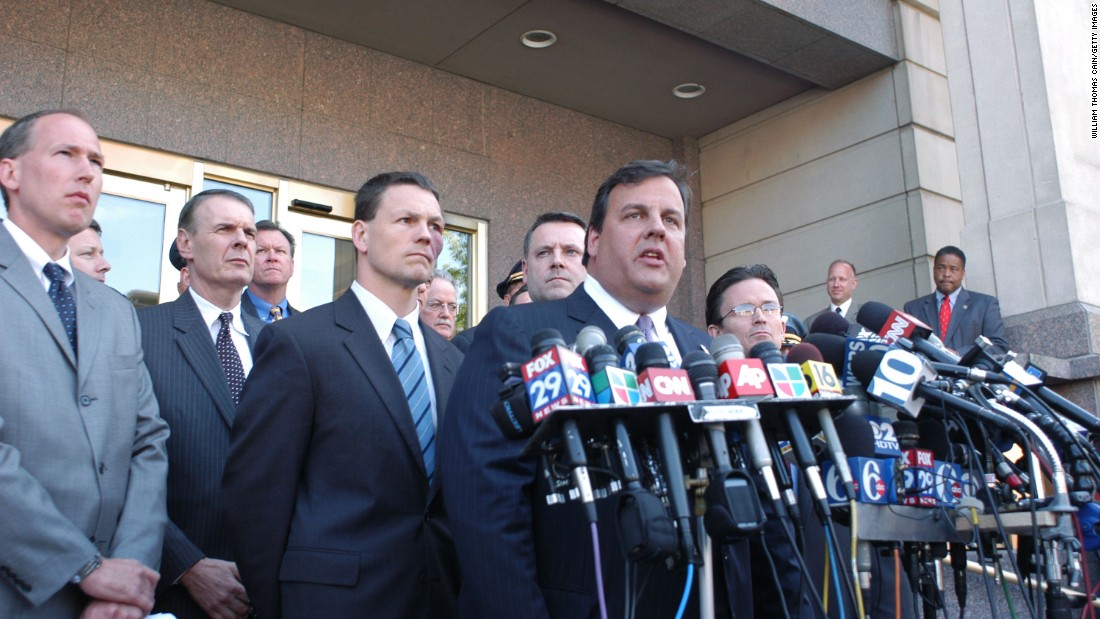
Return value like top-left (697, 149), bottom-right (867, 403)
top-left (523, 347), bottom-right (594, 422)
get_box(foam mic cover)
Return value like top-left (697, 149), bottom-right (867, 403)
top-left (785, 342), bottom-right (824, 365)
top-left (709, 333), bottom-right (744, 362)
top-left (615, 325), bottom-right (646, 355)
top-left (803, 333), bottom-right (847, 377)
top-left (848, 348), bottom-right (886, 389)
top-left (635, 341), bottom-right (672, 371)
top-left (574, 325), bottom-right (607, 356)
top-left (748, 341), bottom-right (785, 367)
top-left (682, 350), bottom-right (719, 400)
top-left (584, 344), bottom-right (619, 376)
top-left (810, 311), bottom-right (851, 336)
top-left (834, 414), bottom-right (877, 457)
top-left (918, 418), bottom-right (952, 461)
top-left (531, 328), bottom-right (568, 355)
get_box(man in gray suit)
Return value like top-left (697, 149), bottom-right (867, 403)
top-left (139, 189), bottom-right (263, 619)
top-left (0, 110), bottom-right (168, 617)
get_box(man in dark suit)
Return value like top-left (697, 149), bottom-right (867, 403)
top-left (440, 160), bottom-right (748, 618)
top-left (806, 259), bottom-right (861, 325)
top-left (139, 189), bottom-right (263, 619)
top-left (240, 219), bottom-right (297, 322)
top-left (903, 245), bottom-right (1009, 357)
top-left (0, 110), bottom-right (167, 618)
top-left (223, 171), bottom-right (463, 618)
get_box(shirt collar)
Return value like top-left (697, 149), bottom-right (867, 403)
top-left (245, 289), bottom-right (288, 322)
top-left (936, 288), bottom-right (962, 307)
top-left (349, 280), bottom-right (423, 346)
top-left (3, 218), bottom-right (75, 290)
top-left (831, 298), bottom-right (853, 315)
top-left (190, 288), bottom-right (248, 336)
top-left (583, 276), bottom-right (678, 361)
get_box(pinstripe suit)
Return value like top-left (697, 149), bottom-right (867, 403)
top-left (0, 222), bottom-right (169, 617)
top-left (138, 291), bottom-right (264, 619)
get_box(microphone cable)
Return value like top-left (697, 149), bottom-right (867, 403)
top-left (589, 521), bottom-right (608, 619)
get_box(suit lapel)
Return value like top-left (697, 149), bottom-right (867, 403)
top-left (945, 289), bottom-right (970, 345)
top-left (74, 274), bottom-right (103, 389)
top-left (0, 224), bottom-right (76, 368)
top-left (173, 293), bottom-right (237, 428)
top-left (335, 294), bottom-right (427, 477)
top-left (565, 287), bottom-right (617, 336)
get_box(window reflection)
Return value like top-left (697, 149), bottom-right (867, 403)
top-left (438, 229), bottom-right (471, 329)
top-left (95, 193), bottom-right (165, 306)
top-left (203, 179), bottom-right (272, 222)
top-left (299, 232), bottom-right (356, 310)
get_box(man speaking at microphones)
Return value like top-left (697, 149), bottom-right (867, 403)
top-left (440, 161), bottom-right (722, 619)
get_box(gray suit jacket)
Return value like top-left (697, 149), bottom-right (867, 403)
top-left (0, 223), bottom-right (169, 617)
top-left (903, 288), bottom-right (1009, 356)
top-left (805, 300), bottom-right (861, 328)
top-left (139, 291), bottom-right (265, 619)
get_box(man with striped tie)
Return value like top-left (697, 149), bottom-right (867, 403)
top-left (223, 171), bottom-right (463, 618)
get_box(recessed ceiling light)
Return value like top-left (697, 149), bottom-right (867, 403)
top-left (521, 30), bottom-right (557, 49)
top-left (672, 83), bottom-right (706, 99)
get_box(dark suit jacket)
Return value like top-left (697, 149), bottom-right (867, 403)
top-left (223, 292), bottom-right (463, 618)
top-left (438, 286), bottom-right (747, 619)
top-left (138, 292), bottom-right (265, 619)
top-left (903, 288), bottom-right (1008, 356)
top-left (0, 223), bottom-right (169, 617)
top-left (240, 289), bottom-right (297, 322)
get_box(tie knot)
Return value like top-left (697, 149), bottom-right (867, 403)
top-left (269, 306), bottom-right (283, 320)
top-left (219, 312), bottom-right (233, 328)
top-left (393, 318), bottom-right (413, 341)
top-left (636, 314), bottom-right (654, 331)
top-left (43, 262), bottom-right (67, 284)
top-left (941, 296), bottom-right (950, 308)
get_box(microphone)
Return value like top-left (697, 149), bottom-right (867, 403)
top-left (574, 325), bottom-right (608, 356)
top-left (585, 344), bottom-right (641, 405)
top-left (710, 335), bottom-right (788, 510)
top-left (491, 362), bottom-right (537, 439)
top-left (787, 342), bottom-right (856, 501)
top-left (633, 340), bottom-right (699, 564)
top-left (523, 329), bottom-right (596, 424)
top-left (855, 301), bottom-right (960, 364)
top-left (523, 329), bottom-right (598, 522)
top-left (749, 341), bottom-right (831, 517)
top-left (615, 325), bottom-right (647, 372)
top-left (810, 311), bottom-right (851, 336)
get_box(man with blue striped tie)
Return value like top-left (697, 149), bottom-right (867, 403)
top-left (223, 171), bottom-right (464, 618)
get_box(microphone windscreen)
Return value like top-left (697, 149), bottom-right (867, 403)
top-left (584, 344), bottom-right (619, 375)
top-left (614, 324), bottom-right (645, 355)
top-left (709, 334), bottom-right (744, 363)
top-left (803, 333), bottom-right (847, 375)
top-left (682, 350), bottom-right (718, 385)
top-left (635, 342), bottom-right (671, 372)
top-left (854, 301), bottom-right (895, 334)
top-left (531, 328), bottom-right (566, 355)
top-left (574, 325), bottom-right (607, 356)
top-left (834, 413), bottom-right (877, 458)
top-left (785, 342), bottom-right (823, 365)
top-left (748, 341), bottom-right (784, 365)
top-left (810, 311), bottom-right (851, 336)
top-left (849, 349), bottom-right (887, 387)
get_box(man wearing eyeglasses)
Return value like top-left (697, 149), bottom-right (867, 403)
top-left (420, 269), bottom-right (459, 340)
top-left (705, 264), bottom-right (786, 348)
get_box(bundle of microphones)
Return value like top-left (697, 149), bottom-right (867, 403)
top-left (488, 302), bottom-right (1100, 616)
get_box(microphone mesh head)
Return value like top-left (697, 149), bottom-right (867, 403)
top-left (748, 341), bottom-right (783, 366)
top-left (635, 342), bottom-right (671, 371)
top-left (682, 350), bottom-right (718, 384)
top-left (854, 301), bottom-right (894, 334)
top-left (809, 311), bottom-right (850, 336)
top-left (614, 324), bottom-right (645, 355)
top-left (785, 342), bottom-right (823, 365)
top-left (574, 325), bottom-right (608, 355)
top-left (709, 334), bottom-right (744, 363)
top-left (530, 328), bottom-right (566, 356)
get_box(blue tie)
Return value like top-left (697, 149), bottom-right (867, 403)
top-left (391, 319), bottom-right (435, 484)
top-left (44, 263), bottom-right (77, 356)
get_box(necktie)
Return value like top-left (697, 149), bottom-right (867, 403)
top-left (636, 314), bottom-right (659, 343)
top-left (939, 296), bottom-right (952, 340)
top-left (835, 306), bottom-right (843, 315)
top-left (391, 319), bottom-right (435, 483)
top-left (43, 263), bottom-right (77, 356)
top-left (217, 312), bottom-right (245, 405)
top-left (269, 306), bottom-right (283, 321)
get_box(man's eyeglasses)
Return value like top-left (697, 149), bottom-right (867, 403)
top-left (426, 301), bottom-right (458, 313)
top-left (721, 302), bottom-right (782, 320)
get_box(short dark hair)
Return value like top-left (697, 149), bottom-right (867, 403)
top-left (354, 171), bottom-right (439, 222)
top-left (934, 245), bottom-right (966, 268)
top-left (522, 211), bottom-right (586, 258)
top-left (88, 219), bottom-right (103, 236)
top-left (705, 264), bottom-right (783, 327)
top-left (0, 109), bottom-right (93, 207)
top-left (255, 219), bottom-right (296, 257)
top-left (178, 189), bottom-right (254, 234)
top-left (583, 160), bottom-right (691, 266)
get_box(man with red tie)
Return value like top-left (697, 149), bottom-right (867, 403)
top-left (903, 245), bottom-right (1009, 357)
